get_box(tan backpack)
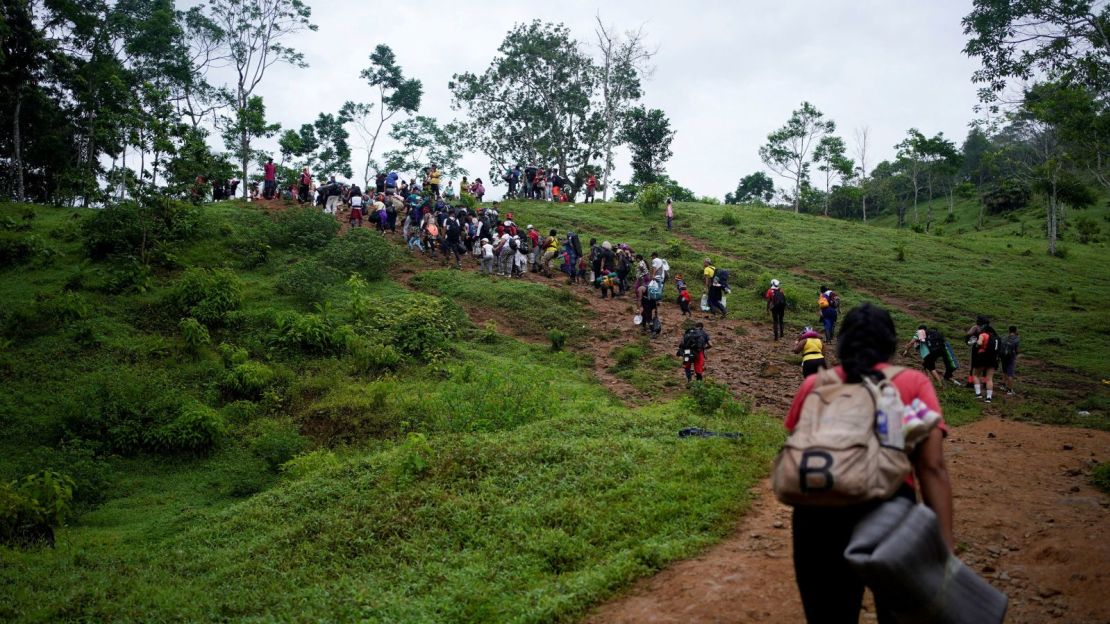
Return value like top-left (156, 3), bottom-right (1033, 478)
top-left (773, 366), bottom-right (912, 506)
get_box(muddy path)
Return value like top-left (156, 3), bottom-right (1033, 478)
top-left (293, 201), bottom-right (1109, 623)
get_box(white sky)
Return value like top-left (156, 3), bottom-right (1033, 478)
top-left (212, 0), bottom-right (983, 200)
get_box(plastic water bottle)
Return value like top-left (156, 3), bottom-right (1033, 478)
top-left (876, 410), bottom-right (889, 443)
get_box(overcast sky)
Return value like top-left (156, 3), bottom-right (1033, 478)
top-left (223, 0), bottom-right (984, 200)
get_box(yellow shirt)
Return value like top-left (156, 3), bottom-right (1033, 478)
top-left (430, 170), bottom-right (441, 185)
top-left (703, 266), bottom-right (715, 282)
top-left (801, 338), bottom-right (824, 362)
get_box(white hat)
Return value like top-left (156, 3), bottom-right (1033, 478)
top-left (602, 241), bottom-right (612, 250)
top-left (526, 224), bottom-right (534, 229)
top-left (771, 279), bottom-right (780, 288)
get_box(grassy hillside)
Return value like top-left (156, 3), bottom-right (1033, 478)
top-left (0, 201), bottom-right (780, 622)
top-left (1, 194), bottom-right (1106, 622)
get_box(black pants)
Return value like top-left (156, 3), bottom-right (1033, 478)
top-left (792, 487), bottom-right (915, 623)
top-left (801, 358), bottom-right (825, 378)
top-left (771, 305), bottom-right (786, 339)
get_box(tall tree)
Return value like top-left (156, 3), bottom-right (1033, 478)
top-left (382, 115), bottom-right (467, 179)
top-left (725, 172), bottom-right (775, 204)
top-left (451, 21), bottom-right (604, 194)
top-left (963, 0), bottom-right (1110, 106)
top-left (759, 102), bottom-right (835, 212)
top-left (340, 44), bottom-right (422, 185)
top-left (854, 126), bottom-right (871, 221)
top-left (303, 112), bottom-right (352, 180)
top-left (812, 134), bottom-right (853, 216)
top-left (894, 128), bottom-right (929, 225)
top-left (621, 106), bottom-right (674, 185)
top-left (0, 0), bottom-right (43, 201)
top-left (220, 95), bottom-right (280, 185)
top-left (204, 0), bottom-right (315, 197)
top-left (594, 16), bottom-right (655, 200)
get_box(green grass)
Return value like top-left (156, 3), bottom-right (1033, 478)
top-left (0, 200), bottom-right (784, 623)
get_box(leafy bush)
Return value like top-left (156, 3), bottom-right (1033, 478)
top-left (548, 328), bottom-right (567, 352)
top-left (347, 338), bottom-right (402, 373)
top-left (611, 342), bottom-right (647, 371)
top-left (143, 401), bottom-right (227, 455)
top-left (666, 239), bottom-right (684, 259)
top-left (179, 317), bottom-right (211, 354)
top-left (280, 449), bottom-right (340, 480)
top-left (16, 440), bottom-right (110, 508)
top-left (236, 234), bottom-right (271, 268)
top-left (352, 279), bottom-right (459, 360)
top-left (250, 421), bottom-right (309, 472)
top-left (65, 374), bottom-right (226, 455)
top-left (1091, 462), bottom-right (1110, 493)
top-left (0, 233), bottom-right (54, 268)
top-left (275, 259), bottom-right (341, 304)
top-left (0, 471), bottom-right (75, 547)
top-left (265, 206), bottom-right (339, 251)
top-left (171, 268), bottom-right (243, 326)
top-left (268, 308), bottom-right (353, 356)
top-left (635, 183), bottom-right (668, 217)
top-left (223, 361), bottom-right (276, 399)
top-left (1, 291), bottom-right (93, 341)
top-left (688, 380), bottom-right (730, 414)
top-left (218, 343), bottom-right (249, 367)
top-left (320, 228), bottom-right (395, 280)
top-left (981, 180), bottom-right (1031, 215)
top-left (397, 432), bottom-right (432, 479)
top-left (719, 212), bottom-right (740, 227)
top-left (1077, 216), bottom-right (1100, 244)
top-left (82, 198), bottom-right (201, 260)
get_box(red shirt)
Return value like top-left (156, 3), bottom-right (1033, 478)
top-left (785, 363), bottom-right (944, 432)
top-left (784, 364), bottom-right (946, 487)
top-left (264, 162), bottom-right (276, 181)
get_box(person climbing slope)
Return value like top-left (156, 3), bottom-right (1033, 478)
top-left (677, 322), bottom-right (711, 384)
top-left (766, 278), bottom-right (787, 340)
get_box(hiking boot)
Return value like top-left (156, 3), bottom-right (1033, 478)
top-left (984, 397), bottom-right (992, 403)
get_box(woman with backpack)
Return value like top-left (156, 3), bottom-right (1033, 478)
top-left (970, 315), bottom-right (1000, 403)
top-left (783, 303), bottom-right (954, 623)
top-left (792, 326), bottom-right (825, 378)
top-left (766, 279), bottom-right (787, 340)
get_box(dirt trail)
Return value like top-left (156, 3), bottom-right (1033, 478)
top-left (294, 202), bottom-right (1109, 623)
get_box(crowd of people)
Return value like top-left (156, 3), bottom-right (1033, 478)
top-left (240, 156), bottom-right (1018, 623)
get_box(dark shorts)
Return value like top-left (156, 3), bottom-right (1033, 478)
top-left (431, 184), bottom-right (439, 195)
top-left (802, 358), bottom-right (825, 378)
top-left (972, 353), bottom-right (997, 371)
top-left (1001, 356), bottom-right (1016, 377)
top-left (922, 351), bottom-right (941, 371)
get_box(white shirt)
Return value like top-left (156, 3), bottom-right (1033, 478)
top-left (482, 243), bottom-right (494, 259)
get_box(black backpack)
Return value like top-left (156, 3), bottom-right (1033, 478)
top-left (714, 269), bottom-right (730, 290)
top-left (981, 327), bottom-right (1001, 358)
top-left (446, 218), bottom-right (461, 239)
top-left (925, 329), bottom-right (945, 353)
top-left (682, 329), bottom-right (708, 353)
top-left (771, 288), bottom-right (786, 308)
top-left (568, 232), bottom-right (583, 258)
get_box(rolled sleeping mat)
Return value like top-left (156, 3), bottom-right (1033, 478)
top-left (844, 497), bottom-right (1007, 624)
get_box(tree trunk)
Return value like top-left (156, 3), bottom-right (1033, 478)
top-left (1047, 185), bottom-right (1058, 256)
top-left (861, 195), bottom-right (867, 222)
top-left (794, 177), bottom-right (801, 213)
top-left (823, 176), bottom-right (830, 217)
top-left (12, 91), bottom-right (25, 202)
top-left (912, 183), bottom-right (919, 224)
top-left (241, 127), bottom-right (249, 199)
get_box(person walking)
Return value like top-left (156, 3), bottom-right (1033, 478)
top-left (263, 158), bottom-right (277, 199)
top-left (665, 198), bottom-right (674, 231)
top-left (970, 315), bottom-right (1000, 403)
top-left (792, 326), bottom-right (825, 377)
top-left (298, 167), bottom-right (312, 204)
top-left (678, 322), bottom-right (711, 384)
top-left (766, 278), bottom-right (787, 340)
top-left (783, 303), bottom-right (954, 624)
top-left (818, 285), bottom-right (839, 343)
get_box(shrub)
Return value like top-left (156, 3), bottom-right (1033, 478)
top-left (398, 432), bottom-right (433, 479)
top-left (688, 380), bottom-right (730, 414)
top-left (250, 420), bottom-right (309, 472)
top-left (353, 280), bottom-right (459, 360)
top-left (17, 440), bottom-right (110, 507)
top-left (143, 401), bottom-right (227, 455)
top-left (65, 375), bottom-right (226, 455)
top-left (0, 471), bottom-right (75, 547)
top-left (268, 308), bottom-right (352, 355)
top-left (276, 259), bottom-right (341, 304)
top-left (1, 291), bottom-right (93, 341)
top-left (266, 206), bottom-right (339, 250)
top-left (171, 268), bottom-right (243, 326)
top-left (666, 239), bottom-right (684, 260)
top-left (223, 361), bottom-right (276, 400)
top-left (348, 338), bottom-right (402, 374)
top-left (179, 317), bottom-right (211, 354)
top-left (894, 242), bottom-right (907, 262)
top-left (236, 234), bottom-right (271, 268)
top-left (218, 343), bottom-right (249, 367)
top-left (548, 328), bottom-right (567, 352)
top-left (82, 198), bottom-right (201, 261)
top-left (1091, 462), bottom-right (1110, 493)
top-left (0, 233), bottom-right (54, 269)
top-left (981, 180), bottom-right (1031, 215)
top-left (719, 212), bottom-right (740, 227)
top-left (321, 228), bottom-right (395, 280)
top-left (1077, 216), bottom-right (1100, 244)
top-left (635, 183), bottom-right (668, 217)
top-left (280, 449), bottom-right (340, 480)
top-left (611, 342), bottom-right (647, 371)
